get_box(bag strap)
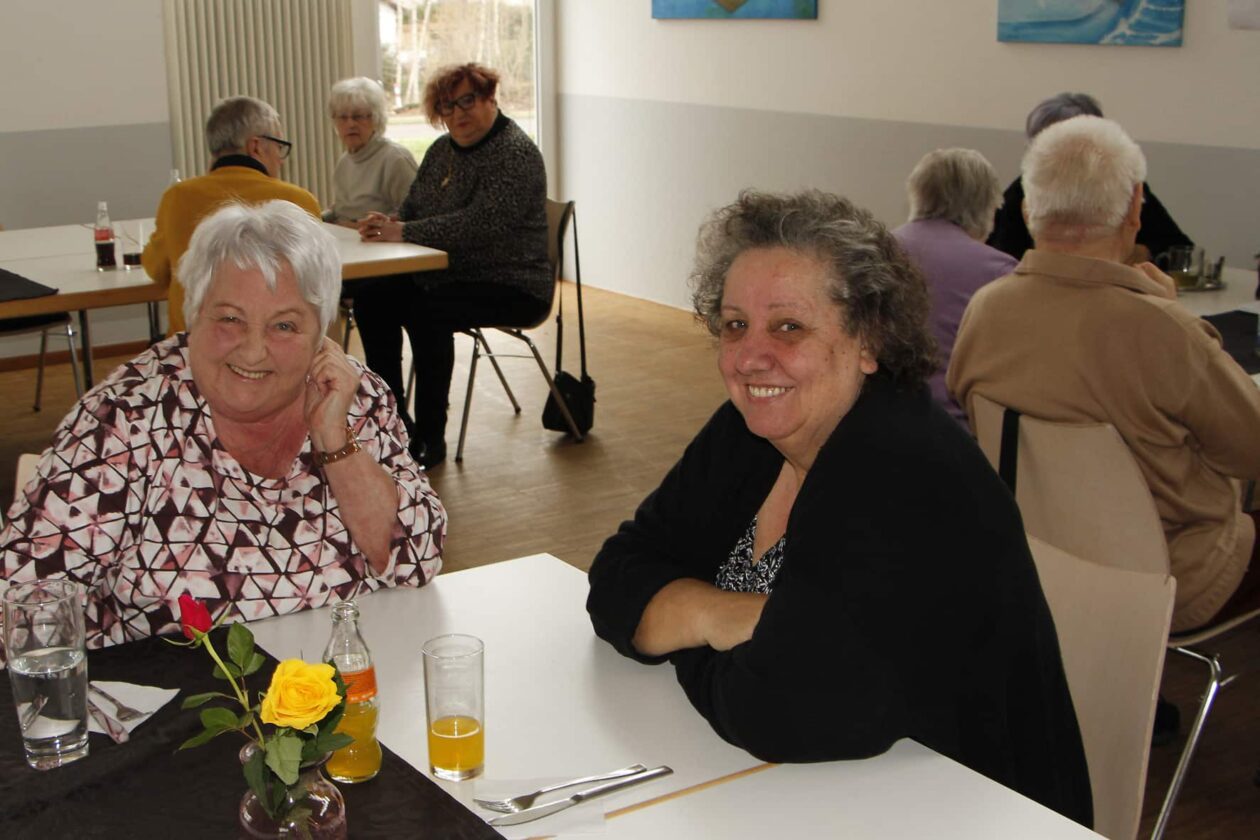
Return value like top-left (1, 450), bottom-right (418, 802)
top-left (552, 222), bottom-right (565, 374)
top-left (572, 203), bottom-right (588, 378)
top-left (998, 406), bottom-right (1021, 494)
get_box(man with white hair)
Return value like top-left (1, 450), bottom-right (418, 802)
top-left (948, 116), bottom-right (1260, 638)
top-left (143, 95), bottom-right (322, 334)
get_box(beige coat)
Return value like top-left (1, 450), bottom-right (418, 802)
top-left (947, 250), bottom-right (1260, 631)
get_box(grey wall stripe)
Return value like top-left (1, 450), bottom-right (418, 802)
top-left (559, 93), bottom-right (1259, 308)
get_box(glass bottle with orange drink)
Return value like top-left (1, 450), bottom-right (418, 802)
top-left (323, 600), bottom-right (382, 783)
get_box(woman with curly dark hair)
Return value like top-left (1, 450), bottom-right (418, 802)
top-left (586, 189), bottom-right (1093, 829)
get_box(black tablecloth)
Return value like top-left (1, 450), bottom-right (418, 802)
top-left (0, 630), bottom-right (502, 840)
top-left (1203, 309), bottom-right (1260, 375)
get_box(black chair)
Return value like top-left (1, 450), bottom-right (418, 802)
top-left (399, 200), bottom-right (588, 462)
top-left (0, 312), bottom-right (83, 410)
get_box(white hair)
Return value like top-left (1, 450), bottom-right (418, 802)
top-left (328, 77), bottom-right (388, 133)
top-left (906, 148), bottom-right (1004, 240)
top-left (205, 96), bottom-right (282, 157)
top-left (179, 201), bottom-right (341, 333)
top-left (1021, 116), bottom-right (1147, 240)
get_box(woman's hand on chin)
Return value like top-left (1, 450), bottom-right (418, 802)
top-left (304, 337), bottom-right (359, 450)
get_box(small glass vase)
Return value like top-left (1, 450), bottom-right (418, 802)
top-left (238, 745), bottom-right (348, 839)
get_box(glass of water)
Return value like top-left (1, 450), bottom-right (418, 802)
top-left (3, 580), bottom-right (90, 769)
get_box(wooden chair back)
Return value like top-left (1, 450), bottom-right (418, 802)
top-left (1028, 535), bottom-right (1175, 840)
top-left (970, 393), bottom-right (1169, 574)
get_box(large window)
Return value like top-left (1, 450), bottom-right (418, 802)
top-left (378, 0), bottom-right (537, 161)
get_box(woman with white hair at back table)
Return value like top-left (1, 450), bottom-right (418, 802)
top-left (323, 77), bottom-right (417, 226)
top-left (893, 148), bottom-right (1017, 426)
top-left (0, 200), bottom-right (445, 655)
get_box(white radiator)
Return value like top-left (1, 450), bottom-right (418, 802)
top-left (162, 0), bottom-right (354, 207)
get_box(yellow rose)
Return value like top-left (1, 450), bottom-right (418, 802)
top-left (260, 659), bottom-right (341, 730)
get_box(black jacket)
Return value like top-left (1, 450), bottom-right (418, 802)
top-left (587, 377), bottom-right (1093, 828)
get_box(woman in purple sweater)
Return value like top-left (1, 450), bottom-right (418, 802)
top-left (893, 148), bottom-right (1017, 424)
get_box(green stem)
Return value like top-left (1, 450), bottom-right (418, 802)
top-left (201, 633), bottom-right (267, 744)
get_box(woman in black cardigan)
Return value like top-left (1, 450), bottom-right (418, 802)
top-left (586, 189), bottom-right (1093, 828)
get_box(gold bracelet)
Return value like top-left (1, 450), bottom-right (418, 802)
top-left (313, 424), bottom-right (361, 467)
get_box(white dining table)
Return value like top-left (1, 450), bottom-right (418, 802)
top-left (0, 219), bottom-right (447, 386)
top-left (248, 554), bottom-right (762, 826)
top-left (602, 740), bottom-right (1102, 839)
top-left (248, 554), bottom-right (1104, 839)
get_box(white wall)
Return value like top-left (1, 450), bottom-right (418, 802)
top-left (0, 0), bottom-right (172, 357)
top-left (558, 1), bottom-right (1260, 148)
top-left (0, 1), bottom-right (169, 133)
top-left (557, 0), bottom-right (1260, 308)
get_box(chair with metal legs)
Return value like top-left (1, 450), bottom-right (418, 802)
top-left (338, 298), bottom-right (356, 350)
top-left (970, 393), bottom-right (1260, 840)
top-left (1027, 535), bottom-right (1174, 840)
top-left (0, 313), bottom-right (84, 410)
top-left (452, 199), bottom-right (586, 462)
top-left (402, 199), bottom-right (587, 463)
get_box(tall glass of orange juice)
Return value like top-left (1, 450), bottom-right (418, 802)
top-left (422, 634), bottom-right (484, 781)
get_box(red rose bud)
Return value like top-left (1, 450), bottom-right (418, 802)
top-left (178, 593), bottom-right (212, 639)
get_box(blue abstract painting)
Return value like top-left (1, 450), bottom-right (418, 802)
top-left (997, 0), bottom-right (1184, 46)
top-left (653, 0), bottom-right (818, 20)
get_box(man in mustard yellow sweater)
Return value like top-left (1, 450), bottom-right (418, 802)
top-left (142, 96), bottom-right (321, 333)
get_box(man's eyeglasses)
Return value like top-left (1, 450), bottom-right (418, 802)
top-left (260, 135), bottom-right (293, 160)
top-left (436, 93), bottom-right (479, 117)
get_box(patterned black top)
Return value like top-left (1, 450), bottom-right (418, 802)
top-left (0, 336), bottom-right (446, 654)
top-left (714, 516), bottom-right (785, 594)
top-left (399, 112), bottom-right (550, 304)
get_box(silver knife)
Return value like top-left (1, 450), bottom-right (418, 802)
top-left (488, 765), bottom-right (673, 827)
top-left (88, 698), bottom-right (130, 743)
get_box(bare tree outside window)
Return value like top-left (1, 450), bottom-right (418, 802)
top-left (379, 0), bottom-right (537, 160)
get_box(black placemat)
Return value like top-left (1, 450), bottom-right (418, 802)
top-left (0, 630), bottom-right (502, 839)
top-left (1202, 310), bottom-right (1260, 375)
top-left (0, 267), bottom-right (57, 304)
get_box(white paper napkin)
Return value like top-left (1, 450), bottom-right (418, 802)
top-left (87, 680), bottom-right (179, 736)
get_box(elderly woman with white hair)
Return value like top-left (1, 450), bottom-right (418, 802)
top-left (0, 200), bottom-right (445, 652)
top-left (324, 77), bottom-right (417, 226)
top-left (892, 148), bottom-right (1017, 424)
top-left (986, 92), bottom-right (1192, 263)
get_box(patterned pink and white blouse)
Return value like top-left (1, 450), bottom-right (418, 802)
top-left (0, 335), bottom-right (445, 651)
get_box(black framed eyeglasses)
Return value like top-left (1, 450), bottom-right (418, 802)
top-left (260, 135), bottom-right (293, 159)
top-left (436, 93), bottom-right (479, 117)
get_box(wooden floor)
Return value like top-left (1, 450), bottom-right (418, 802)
top-left (0, 284), bottom-right (1256, 839)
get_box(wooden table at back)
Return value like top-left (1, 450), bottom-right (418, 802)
top-left (0, 219), bottom-right (446, 386)
top-left (249, 553), bottom-right (1103, 839)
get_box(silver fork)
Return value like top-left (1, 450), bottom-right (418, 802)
top-left (473, 763), bottom-right (648, 813)
top-left (89, 683), bottom-right (146, 722)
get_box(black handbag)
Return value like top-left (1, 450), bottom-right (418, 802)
top-left (542, 206), bottom-right (596, 436)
